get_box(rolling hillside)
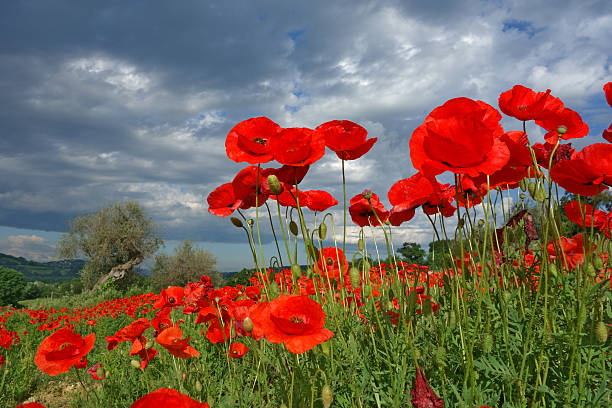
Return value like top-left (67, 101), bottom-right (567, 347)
top-left (0, 253), bottom-right (85, 283)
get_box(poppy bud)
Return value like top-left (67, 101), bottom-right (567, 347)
top-left (195, 380), bottom-right (202, 392)
top-left (145, 339), bottom-right (154, 349)
top-left (357, 238), bottom-right (364, 251)
top-left (320, 340), bottom-right (330, 355)
top-left (289, 220), bottom-right (299, 236)
top-left (349, 266), bottom-right (361, 287)
top-left (243, 317), bottom-right (254, 333)
top-left (584, 262), bottom-right (596, 278)
top-left (267, 174), bottom-right (282, 195)
top-left (105, 370), bottom-right (110, 378)
top-left (321, 384), bottom-right (333, 408)
top-left (291, 264), bottom-right (302, 277)
top-left (318, 222), bottom-right (327, 240)
top-left (477, 219), bottom-right (485, 228)
top-left (362, 190), bottom-right (373, 200)
top-left (557, 125), bottom-right (568, 135)
top-left (528, 182), bottom-right (537, 198)
top-left (130, 360), bottom-right (141, 370)
top-left (306, 267), bottom-right (313, 278)
top-left (593, 256), bottom-right (603, 271)
top-left (594, 321), bottom-right (608, 343)
top-left (519, 178), bottom-right (527, 192)
top-left (230, 217), bottom-right (243, 228)
top-left (534, 187), bottom-right (546, 203)
top-left (482, 333), bottom-right (493, 353)
top-left (548, 264), bottom-right (558, 279)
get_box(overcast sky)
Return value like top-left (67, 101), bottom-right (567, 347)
top-left (1, 0), bottom-right (610, 271)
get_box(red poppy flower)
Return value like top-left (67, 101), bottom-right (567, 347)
top-left (564, 200), bottom-right (611, 238)
top-left (87, 363), bottom-right (105, 381)
top-left (316, 120), bottom-right (377, 160)
top-left (207, 183), bottom-right (242, 217)
top-left (604, 82), bottom-right (612, 108)
top-left (131, 388), bottom-right (210, 408)
top-left (134, 346), bottom-right (158, 371)
top-left (349, 191), bottom-right (389, 227)
top-left (410, 97), bottom-right (510, 177)
top-left (498, 85), bottom-right (564, 121)
top-left (228, 299), bottom-right (264, 340)
top-left (0, 354), bottom-right (4, 371)
top-left (550, 143), bottom-right (612, 196)
top-left (106, 318), bottom-right (150, 352)
top-left (16, 403), bottom-right (46, 408)
top-left (231, 166), bottom-right (269, 209)
top-left (532, 142), bottom-right (575, 169)
top-left (546, 233), bottom-right (594, 270)
top-left (269, 127), bottom-right (326, 166)
top-left (153, 287), bottom-right (185, 309)
top-left (196, 305), bottom-right (232, 343)
top-left (536, 107), bottom-right (589, 144)
top-left (151, 307), bottom-right (173, 333)
top-left (410, 367), bottom-right (443, 408)
top-left (225, 117), bottom-right (280, 164)
top-left (156, 326), bottom-right (199, 359)
top-left (273, 188), bottom-right (338, 212)
top-left (314, 247), bottom-right (349, 280)
top-left (229, 342), bottom-right (249, 358)
top-left (34, 328), bottom-right (95, 376)
top-left (250, 295), bottom-right (333, 354)
top-left (603, 124), bottom-right (612, 143)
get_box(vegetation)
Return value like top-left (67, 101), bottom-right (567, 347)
top-left (0, 266), bottom-right (26, 306)
top-left (58, 201), bottom-right (163, 290)
top-left (0, 253), bottom-right (84, 283)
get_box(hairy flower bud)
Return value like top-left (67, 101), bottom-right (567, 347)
top-left (349, 266), bottom-right (361, 287)
top-left (130, 360), bottom-right (141, 370)
top-left (584, 262), bottom-right (596, 278)
top-left (195, 380), bottom-right (203, 392)
top-left (594, 321), bottom-right (608, 343)
top-left (291, 264), bottom-right (302, 278)
top-left (593, 256), bottom-right (604, 271)
top-left (557, 125), bottom-right (568, 135)
top-left (519, 178), bottom-right (527, 192)
top-left (267, 174), bottom-right (282, 195)
top-left (318, 222), bottom-right (327, 240)
top-left (230, 217), bottom-right (243, 228)
top-left (243, 317), bottom-right (254, 333)
top-left (534, 186), bottom-right (546, 203)
top-left (357, 238), bottom-right (364, 251)
top-left (528, 181), bottom-right (537, 198)
top-left (321, 384), bottom-right (334, 408)
top-left (548, 263), bottom-right (558, 279)
top-left (289, 220), bottom-right (299, 236)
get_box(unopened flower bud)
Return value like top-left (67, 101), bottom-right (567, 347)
top-left (548, 264), bottom-right (558, 279)
top-left (477, 219), bottom-right (485, 228)
top-left (593, 256), bottom-right (604, 271)
top-left (557, 125), bottom-right (568, 135)
top-left (267, 174), bottom-right (282, 195)
top-left (357, 238), bottom-right (364, 251)
top-left (145, 339), bottom-right (154, 349)
top-left (291, 264), bottom-right (302, 277)
top-left (528, 181), bottom-right (537, 198)
top-left (534, 187), bottom-right (546, 203)
top-left (195, 380), bottom-right (202, 392)
top-left (362, 190), bottom-right (373, 200)
top-left (230, 217), bottom-right (243, 228)
top-left (130, 360), bottom-right (141, 370)
top-left (594, 321), bottom-right (608, 343)
top-left (321, 384), bottom-right (334, 408)
top-left (519, 178), bottom-right (527, 192)
top-left (105, 370), bottom-right (110, 378)
top-left (318, 222), bottom-right (327, 240)
top-left (349, 266), bottom-right (361, 287)
top-left (584, 262), bottom-right (596, 278)
top-left (243, 317), bottom-right (254, 333)
top-left (482, 333), bottom-right (494, 353)
top-left (289, 220), bottom-right (299, 236)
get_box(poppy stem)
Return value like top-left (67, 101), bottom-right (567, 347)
top-left (342, 157), bottom-right (347, 254)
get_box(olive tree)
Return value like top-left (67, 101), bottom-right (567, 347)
top-left (58, 200), bottom-right (163, 290)
top-left (151, 239), bottom-right (222, 291)
top-left (0, 266), bottom-right (26, 306)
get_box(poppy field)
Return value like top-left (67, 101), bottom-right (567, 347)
top-left (1, 83), bottom-right (612, 407)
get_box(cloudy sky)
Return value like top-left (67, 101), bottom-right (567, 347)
top-left (1, 0), bottom-right (610, 271)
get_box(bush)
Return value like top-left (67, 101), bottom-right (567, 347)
top-left (0, 266), bottom-right (26, 306)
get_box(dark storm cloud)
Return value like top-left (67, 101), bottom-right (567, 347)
top-left (0, 0), bottom-right (610, 260)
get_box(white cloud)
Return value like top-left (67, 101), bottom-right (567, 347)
top-left (0, 235), bottom-right (57, 262)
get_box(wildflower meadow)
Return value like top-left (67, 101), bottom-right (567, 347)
top-left (1, 83), bottom-right (611, 407)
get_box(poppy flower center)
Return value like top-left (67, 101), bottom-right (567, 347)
top-left (168, 297), bottom-right (175, 304)
top-left (252, 137), bottom-right (266, 145)
top-left (326, 257), bottom-right (334, 266)
top-left (290, 315), bottom-right (305, 324)
top-left (518, 105), bottom-right (527, 111)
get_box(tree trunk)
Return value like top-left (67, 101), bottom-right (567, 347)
top-left (92, 254), bottom-right (144, 291)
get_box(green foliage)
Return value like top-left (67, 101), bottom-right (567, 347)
top-left (0, 266), bottom-right (26, 306)
top-left (0, 252), bottom-right (84, 283)
top-left (396, 242), bottom-right (427, 265)
top-left (225, 267), bottom-right (256, 287)
top-left (58, 200), bottom-right (163, 289)
top-left (150, 239), bottom-right (222, 291)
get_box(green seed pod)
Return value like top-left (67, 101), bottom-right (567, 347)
top-left (362, 190), bottom-right (373, 200)
top-left (291, 264), bottom-right (302, 278)
top-left (557, 125), bottom-right (568, 135)
top-left (534, 186), bottom-right (546, 203)
top-left (593, 256), bottom-right (604, 271)
top-left (230, 217), bottom-right (243, 228)
top-left (548, 263), bottom-right (558, 279)
top-left (243, 317), bottom-right (254, 333)
top-left (357, 238), bottom-right (364, 251)
top-left (584, 262), bottom-right (596, 278)
top-left (318, 222), bottom-right (327, 240)
top-left (322, 384), bottom-right (333, 408)
top-left (528, 181), bottom-right (537, 198)
top-left (519, 178), bottom-right (528, 192)
top-left (594, 321), bottom-right (608, 343)
top-left (289, 220), bottom-right (299, 236)
top-left (267, 174), bottom-right (282, 195)
top-left (130, 359), bottom-right (141, 370)
top-left (449, 311), bottom-right (456, 329)
top-left (195, 380), bottom-right (203, 392)
top-left (349, 266), bottom-right (361, 287)
top-left (482, 333), bottom-right (494, 353)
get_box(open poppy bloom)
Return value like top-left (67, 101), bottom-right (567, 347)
top-left (348, 190), bottom-right (389, 227)
top-left (250, 295), bottom-right (333, 354)
top-left (410, 97), bottom-right (510, 177)
top-left (536, 107), bottom-right (589, 144)
top-left (225, 116), bottom-right (280, 164)
top-left (16, 403), bottom-right (46, 408)
top-left (498, 85), bottom-right (564, 121)
top-left (604, 82), bottom-right (612, 108)
top-left (131, 388), bottom-right (210, 408)
top-left (269, 127), bottom-right (326, 166)
top-left (229, 342), bottom-right (249, 358)
top-left (546, 233), bottom-right (595, 270)
top-left (564, 200), bottom-right (611, 238)
top-left (532, 142), bottom-right (575, 169)
top-left (207, 183), bottom-right (242, 217)
top-left (231, 166), bottom-right (269, 209)
top-left (87, 363), bottom-right (105, 380)
top-left (34, 327), bottom-right (95, 376)
top-left (314, 247), bottom-right (349, 281)
top-left (153, 286), bottom-right (185, 309)
top-left (316, 120), bottom-right (377, 160)
top-left (550, 143), bottom-right (612, 196)
top-left (106, 318), bottom-right (150, 352)
top-left (156, 326), bottom-right (199, 359)
top-left (603, 124), bottom-right (612, 143)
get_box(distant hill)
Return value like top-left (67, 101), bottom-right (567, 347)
top-left (0, 253), bottom-right (85, 283)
